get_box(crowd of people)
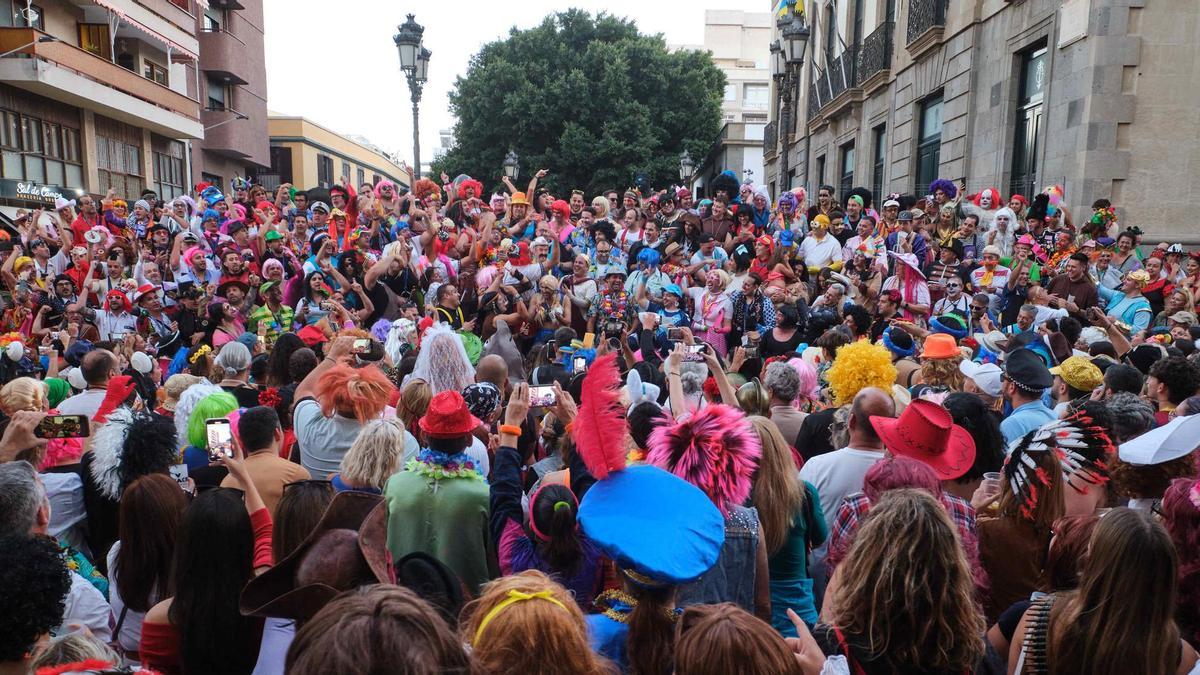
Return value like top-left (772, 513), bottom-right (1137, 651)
top-left (1, 167), bottom-right (1200, 674)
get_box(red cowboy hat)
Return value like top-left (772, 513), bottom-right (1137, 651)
top-left (419, 390), bottom-right (482, 438)
top-left (869, 399), bottom-right (976, 480)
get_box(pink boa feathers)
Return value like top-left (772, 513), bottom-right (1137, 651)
top-left (646, 404), bottom-right (761, 515)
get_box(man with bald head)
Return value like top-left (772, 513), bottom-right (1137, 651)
top-left (475, 354), bottom-right (509, 394)
top-left (798, 386), bottom-right (895, 530)
top-left (58, 349), bottom-right (119, 419)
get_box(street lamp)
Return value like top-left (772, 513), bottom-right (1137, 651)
top-left (502, 150), bottom-right (520, 181)
top-left (773, 1), bottom-right (810, 190)
top-left (678, 150), bottom-right (695, 187)
top-left (394, 15), bottom-right (429, 179)
top-left (0, 34), bottom-right (57, 60)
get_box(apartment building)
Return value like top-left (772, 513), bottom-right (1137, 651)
top-left (265, 115), bottom-right (410, 193)
top-left (190, 0), bottom-right (268, 194)
top-left (0, 0), bottom-right (204, 217)
top-left (765, 0), bottom-right (1200, 241)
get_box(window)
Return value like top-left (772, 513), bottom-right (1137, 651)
top-left (144, 61), bottom-right (168, 86)
top-left (723, 84), bottom-right (737, 102)
top-left (839, 142), bottom-right (855, 200)
top-left (372, 173), bottom-right (382, 186)
top-left (816, 154), bottom-right (826, 186)
top-left (15, 3), bottom-right (43, 29)
top-left (269, 146), bottom-right (294, 186)
top-left (206, 74), bottom-right (228, 111)
top-left (0, 109), bottom-right (83, 187)
top-left (743, 83), bottom-right (768, 111)
top-left (169, 0), bottom-right (191, 11)
top-left (152, 137), bottom-right (185, 200)
top-left (317, 154), bottom-right (334, 188)
top-left (202, 6), bottom-right (223, 31)
top-left (1011, 44), bottom-right (1047, 201)
top-left (341, 161), bottom-right (351, 181)
top-left (356, 167), bottom-right (365, 187)
top-left (872, 124), bottom-right (887, 198)
top-left (202, 172), bottom-right (223, 190)
top-left (78, 23), bottom-right (112, 60)
top-left (96, 136), bottom-right (143, 198)
top-left (915, 94), bottom-right (943, 195)
top-left (824, 3), bottom-right (836, 66)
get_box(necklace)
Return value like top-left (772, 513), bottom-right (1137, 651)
top-left (593, 589), bottom-right (682, 623)
top-left (405, 448), bottom-right (484, 484)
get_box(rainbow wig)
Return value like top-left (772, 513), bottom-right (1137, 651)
top-left (186, 391), bottom-right (238, 449)
top-left (825, 340), bottom-right (898, 407)
top-left (646, 404), bottom-right (761, 515)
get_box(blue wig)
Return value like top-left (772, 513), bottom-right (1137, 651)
top-left (637, 247), bottom-right (660, 268)
top-left (929, 314), bottom-right (969, 340)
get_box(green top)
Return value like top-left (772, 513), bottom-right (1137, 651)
top-left (767, 482), bottom-right (827, 581)
top-left (1001, 256), bottom-right (1041, 283)
top-left (384, 469), bottom-right (496, 594)
top-left (246, 303), bottom-right (295, 342)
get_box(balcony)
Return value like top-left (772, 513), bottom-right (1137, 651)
top-left (198, 28), bottom-right (249, 84)
top-left (906, 0), bottom-right (947, 58)
top-left (0, 27), bottom-right (202, 138)
top-left (809, 44), bottom-right (860, 123)
top-left (857, 21), bottom-right (893, 94)
top-left (763, 120), bottom-right (778, 157)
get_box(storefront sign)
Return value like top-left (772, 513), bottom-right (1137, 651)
top-left (0, 179), bottom-right (85, 205)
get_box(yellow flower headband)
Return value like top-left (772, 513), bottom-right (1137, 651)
top-left (189, 344), bottom-right (212, 364)
top-left (472, 589), bottom-right (570, 644)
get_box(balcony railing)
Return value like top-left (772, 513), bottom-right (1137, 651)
top-left (907, 0), bottom-right (947, 45)
top-left (763, 120), bottom-right (778, 155)
top-left (857, 21), bottom-right (893, 85)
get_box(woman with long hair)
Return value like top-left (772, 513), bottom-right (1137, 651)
top-left (461, 570), bottom-right (614, 675)
top-left (108, 474), bottom-right (188, 658)
top-left (398, 378), bottom-right (432, 439)
top-left (1161, 477), bottom-right (1200, 649)
top-left (263, 332), bottom-right (306, 387)
top-left (293, 271), bottom-right (333, 327)
top-left (1009, 508), bottom-right (1198, 674)
top-left (207, 300), bottom-right (243, 348)
top-left (140, 450), bottom-right (274, 675)
top-left (978, 428), bottom-right (1066, 622)
top-left (674, 603), bottom-right (803, 675)
top-left (331, 418), bottom-right (413, 493)
top-left (747, 416), bottom-right (826, 634)
top-left (818, 489), bottom-right (991, 673)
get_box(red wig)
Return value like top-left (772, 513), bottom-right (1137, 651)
top-left (315, 364), bottom-right (396, 422)
top-left (412, 178), bottom-right (442, 201)
top-left (550, 199), bottom-right (571, 219)
top-left (971, 187), bottom-right (1004, 208)
top-left (457, 178), bottom-right (484, 200)
top-left (1009, 194), bottom-right (1028, 207)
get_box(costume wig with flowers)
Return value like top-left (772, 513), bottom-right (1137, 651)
top-left (412, 178), bottom-right (442, 202)
top-left (929, 179), bottom-right (958, 200)
top-left (646, 404), bottom-right (761, 515)
top-left (825, 340), bottom-right (898, 407)
top-left (89, 407), bottom-right (180, 500)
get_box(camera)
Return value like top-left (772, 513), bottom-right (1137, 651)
top-left (603, 319), bottom-right (625, 338)
top-left (437, 229), bottom-right (450, 241)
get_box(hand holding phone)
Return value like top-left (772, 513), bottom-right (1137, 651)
top-left (684, 344), bottom-right (709, 362)
top-left (529, 385), bottom-right (557, 408)
top-left (206, 418), bottom-right (233, 462)
top-left (35, 414), bottom-right (89, 439)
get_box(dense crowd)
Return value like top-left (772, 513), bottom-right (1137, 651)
top-left (1, 168), bottom-right (1200, 674)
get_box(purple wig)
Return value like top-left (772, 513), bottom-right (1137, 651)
top-left (929, 179), bottom-right (958, 199)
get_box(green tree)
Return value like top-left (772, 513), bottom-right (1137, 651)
top-left (432, 9), bottom-right (725, 197)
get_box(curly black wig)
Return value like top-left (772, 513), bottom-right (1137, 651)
top-left (0, 535), bottom-right (71, 661)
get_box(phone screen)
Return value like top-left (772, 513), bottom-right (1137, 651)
top-left (206, 419), bottom-right (233, 461)
top-left (529, 385), bottom-right (557, 408)
top-left (684, 344), bottom-right (708, 362)
top-left (573, 356), bottom-right (587, 373)
top-left (352, 338), bottom-right (371, 354)
top-left (667, 327), bottom-right (684, 341)
top-left (35, 414), bottom-right (89, 439)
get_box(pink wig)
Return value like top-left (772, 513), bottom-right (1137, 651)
top-left (787, 358), bottom-right (820, 403)
top-left (646, 404), bottom-right (761, 515)
top-left (374, 180), bottom-right (396, 198)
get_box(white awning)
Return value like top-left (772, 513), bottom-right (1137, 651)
top-left (92, 0), bottom-right (199, 60)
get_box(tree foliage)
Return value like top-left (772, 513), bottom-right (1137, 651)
top-left (433, 10), bottom-right (726, 197)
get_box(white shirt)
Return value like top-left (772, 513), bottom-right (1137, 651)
top-left (57, 389), bottom-right (108, 419)
top-left (798, 446), bottom-right (886, 531)
top-left (58, 570), bottom-right (112, 642)
top-left (798, 233), bottom-right (843, 269)
top-left (93, 309), bottom-right (139, 341)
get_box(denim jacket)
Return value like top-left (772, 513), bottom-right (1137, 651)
top-left (677, 504), bottom-right (760, 614)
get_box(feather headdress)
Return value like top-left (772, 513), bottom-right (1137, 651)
top-left (1004, 412), bottom-right (1114, 519)
top-left (572, 353), bottom-right (628, 480)
top-left (89, 408), bottom-right (180, 500)
top-left (646, 404), bottom-right (761, 515)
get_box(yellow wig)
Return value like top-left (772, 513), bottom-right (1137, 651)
top-left (826, 340), bottom-right (898, 407)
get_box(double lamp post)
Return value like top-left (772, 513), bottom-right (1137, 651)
top-left (770, 3), bottom-right (810, 191)
top-left (394, 14), bottom-right (432, 179)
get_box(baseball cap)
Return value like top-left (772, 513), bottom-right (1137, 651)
top-left (897, 210), bottom-right (913, 222)
top-left (310, 201), bottom-right (330, 213)
top-left (959, 361), bottom-right (1002, 397)
top-left (264, 230), bottom-right (284, 242)
top-left (1168, 311), bottom-right (1197, 326)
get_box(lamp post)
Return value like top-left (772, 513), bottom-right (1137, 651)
top-left (502, 149), bottom-right (520, 181)
top-left (394, 15), bottom-right (431, 179)
top-left (0, 34), bottom-right (57, 59)
top-left (774, 3), bottom-right (810, 191)
top-left (678, 149), bottom-right (695, 191)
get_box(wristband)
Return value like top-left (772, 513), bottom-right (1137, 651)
top-left (498, 424), bottom-right (522, 437)
top-left (563, 421), bottom-right (574, 434)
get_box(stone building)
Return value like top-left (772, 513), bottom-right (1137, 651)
top-left (764, 0), bottom-right (1200, 242)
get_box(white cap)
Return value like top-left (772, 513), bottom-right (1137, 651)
top-left (959, 360), bottom-right (1003, 398)
top-left (66, 367), bottom-right (87, 391)
top-left (1119, 414), bottom-right (1200, 465)
top-left (883, 199), bottom-right (901, 208)
top-left (130, 351), bottom-right (155, 374)
top-left (531, 236), bottom-right (552, 248)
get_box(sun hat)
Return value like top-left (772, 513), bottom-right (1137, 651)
top-left (162, 374), bottom-right (202, 412)
top-left (973, 330), bottom-right (1009, 355)
top-left (419, 390), bottom-right (482, 439)
top-left (959, 361), bottom-right (1003, 397)
top-left (1169, 311), bottom-right (1198, 326)
top-left (1049, 355), bottom-right (1103, 392)
top-left (259, 279), bottom-right (280, 294)
top-left (887, 250), bottom-right (927, 278)
top-left (1118, 414), bottom-right (1200, 465)
top-left (869, 399), bottom-right (977, 481)
top-left (921, 333), bottom-right (960, 360)
top-left (132, 283), bottom-right (158, 304)
top-left (241, 492), bottom-right (392, 620)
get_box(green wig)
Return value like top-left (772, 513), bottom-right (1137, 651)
top-left (187, 391), bottom-right (238, 449)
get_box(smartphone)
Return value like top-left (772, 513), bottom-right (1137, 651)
top-left (206, 418), bottom-right (233, 461)
top-left (667, 327), bottom-right (684, 341)
top-left (34, 414), bottom-right (89, 439)
top-left (109, 332), bottom-right (126, 342)
top-left (320, 301), bottom-right (334, 311)
top-left (257, 335), bottom-right (266, 351)
top-left (169, 463), bottom-right (193, 495)
top-left (352, 338), bottom-right (371, 354)
top-left (529, 385), bottom-right (557, 408)
top-left (684, 344), bottom-right (709, 362)
top-left (573, 356), bottom-right (587, 373)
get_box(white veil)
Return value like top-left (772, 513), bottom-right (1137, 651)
top-left (407, 323), bottom-right (476, 393)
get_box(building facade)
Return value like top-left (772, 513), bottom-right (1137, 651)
top-left (765, 0), bottom-right (1200, 242)
top-left (265, 115), bottom-right (410, 193)
top-left (0, 0), bottom-right (204, 217)
top-left (190, 0), bottom-right (269, 194)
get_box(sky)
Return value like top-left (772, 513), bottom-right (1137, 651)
top-left (263, 0), bottom-right (751, 169)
